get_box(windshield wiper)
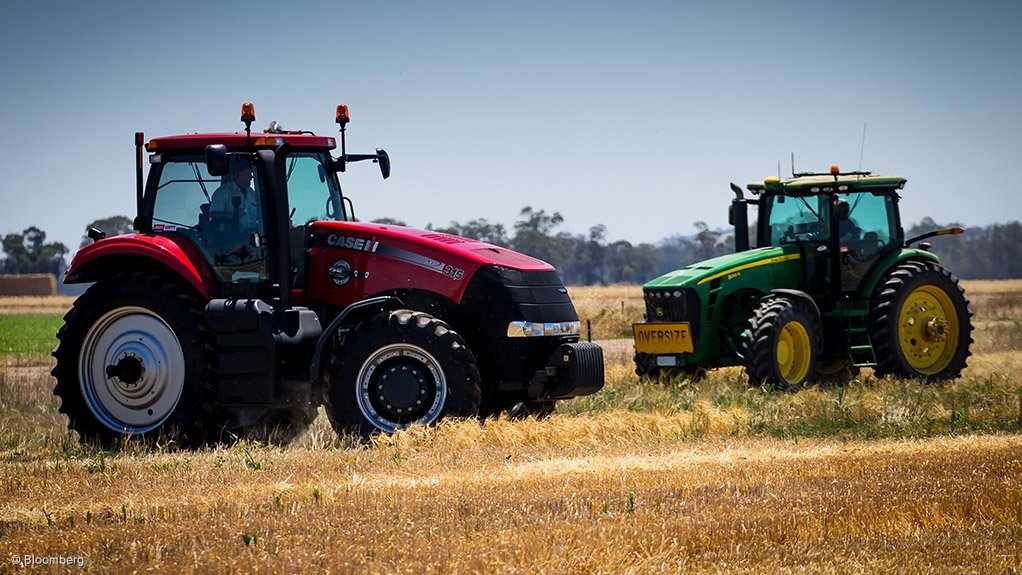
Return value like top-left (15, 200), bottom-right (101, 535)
top-left (796, 196), bottom-right (824, 223)
top-left (287, 156), bottom-right (297, 181)
top-left (191, 163), bottom-right (211, 202)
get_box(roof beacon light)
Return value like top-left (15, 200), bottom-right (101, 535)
top-left (241, 103), bottom-right (256, 124)
top-left (830, 165), bottom-right (840, 175)
top-left (336, 105), bottom-right (350, 127)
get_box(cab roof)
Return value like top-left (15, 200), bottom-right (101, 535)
top-left (146, 132), bottom-right (337, 152)
top-left (747, 172), bottom-right (907, 196)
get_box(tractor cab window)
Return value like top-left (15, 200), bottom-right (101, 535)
top-left (283, 153), bottom-right (344, 288)
top-left (285, 153), bottom-right (345, 225)
top-left (764, 194), bottom-right (830, 246)
top-left (151, 155), bottom-right (267, 284)
top-left (837, 191), bottom-right (897, 257)
top-left (837, 190), bottom-right (898, 291)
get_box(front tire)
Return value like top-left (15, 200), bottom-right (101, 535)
top-left (870, 260), bottom-right (972, 380)
top-left (51, 273), bottom-right (215, 446)
top-left (323, 309), bottom-right (481, 437)
top-left (742, 298), bottom-right (819, 390)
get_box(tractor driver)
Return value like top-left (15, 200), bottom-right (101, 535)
top-left (209, 163), bottom-right (261, 233)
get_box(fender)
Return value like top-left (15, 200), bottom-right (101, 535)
top-left (860, 249), bottom-right (939, 299)
top-left (766, 289), bottom-right (822, 334)
top-left (309, 295), bottom-right (403, 381)
top-left (65, 234), bottom-right (220, 300)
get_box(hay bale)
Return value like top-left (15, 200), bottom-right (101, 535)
top-left (0, 274), bottom-right (57, 296)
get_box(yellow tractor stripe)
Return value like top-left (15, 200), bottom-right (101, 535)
top-left (697, 253), bottom-right (802, 285)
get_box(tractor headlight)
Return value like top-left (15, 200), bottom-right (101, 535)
top-left (506, 320), bottom-right (581, 338)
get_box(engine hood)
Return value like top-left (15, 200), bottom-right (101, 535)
top-left (643, 246), bottom-right (801, 289)
top-left (311, 221), bottom-right (555, 272)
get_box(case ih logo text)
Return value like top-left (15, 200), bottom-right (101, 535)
top-left (326, 234), bottom-right (379, 252)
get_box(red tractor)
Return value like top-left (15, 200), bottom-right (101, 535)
top-left (53, 104), bottom-right (603, 443)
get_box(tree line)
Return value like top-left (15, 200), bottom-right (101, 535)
top-left (424, 209), bottom-right (1022, 283)
top-left (1, 212), bottom-right (1019, 282)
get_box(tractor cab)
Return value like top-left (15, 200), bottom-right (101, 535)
top-left (136, 104), bottom-right (388, 305)
top-left (743, 167), bottom-right (907, 300)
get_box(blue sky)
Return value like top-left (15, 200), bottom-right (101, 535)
top-left (2, 0), bottom-right (1020, 253)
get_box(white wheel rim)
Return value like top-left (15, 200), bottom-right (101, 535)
top-left (78, 306), bottom-right (186, 434)
top-left (355, 343), bottom-right (447, 433)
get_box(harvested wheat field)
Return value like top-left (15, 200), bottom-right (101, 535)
top-left (1, 281), bottom-right (1021, 573)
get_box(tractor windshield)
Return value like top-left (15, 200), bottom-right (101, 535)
top-left (151, 155), bottom-right (267, 284)
top-left (763, 194), bottom-right (830, 246)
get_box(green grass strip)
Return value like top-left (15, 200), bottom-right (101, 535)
top-left (0, 313), bottom-right (64, 355)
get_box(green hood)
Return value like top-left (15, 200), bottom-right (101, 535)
top-left (643, 246), bottom-right (800, 289)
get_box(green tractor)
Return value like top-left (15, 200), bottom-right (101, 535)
top-left (632, 166), bottom-right (973, 388)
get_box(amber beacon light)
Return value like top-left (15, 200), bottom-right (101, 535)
top-left (241, 102), bottom-right (256, 124)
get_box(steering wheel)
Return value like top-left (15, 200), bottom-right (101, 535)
top-left (850, 236), bottom-right (883, 262)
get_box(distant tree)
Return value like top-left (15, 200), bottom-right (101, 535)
top-left (511, 207), bottom-right (568, 267)
top-left (906, 218), bottom-right (1022, 279)
top-left (2, 226), bottom-right (68, 275)
top-left (80, 215), bottom-right (134, 248)
top-left (429, 218), bottom-right (509, 246)
top-left (371, 217), bottom-right (408, 227)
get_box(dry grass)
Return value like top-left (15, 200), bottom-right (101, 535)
top-left (0, 281), bottom-right (1021, 573)
top-left (0, 425), bottom-right (1020, 573)
top-left (0, 295), bottom-right (74, 315)
top-left (568, 284), bottom-right (645, 340)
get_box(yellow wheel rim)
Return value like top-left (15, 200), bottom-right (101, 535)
top-left (897, 285), bottom-right (959, 375)
top-left (776, 320), bottom-right (812, 384)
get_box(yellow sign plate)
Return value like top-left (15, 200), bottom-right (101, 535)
top-left (632, 323), bottom-right (694, 354)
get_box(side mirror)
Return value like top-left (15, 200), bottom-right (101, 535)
top-left (376, 148), bottom-right (390, 180)
top-left (728, 204), bottom-right (735, 226)
top-left (833, 199), bottom-right (850, 221)
top-left (206, 145), bottom-right (229, 176)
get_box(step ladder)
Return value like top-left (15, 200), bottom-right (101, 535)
top-left (844, 314), bottom-right (876, 367)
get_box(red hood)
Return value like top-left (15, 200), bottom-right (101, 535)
top-left (330, 222), bottom-right (554, 272)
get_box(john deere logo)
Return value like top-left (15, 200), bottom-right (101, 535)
top-left (655, 307), bottom-right (664, 317)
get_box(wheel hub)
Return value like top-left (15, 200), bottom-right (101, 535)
top-left (107, 353), bottom-right (145, 386)
top-left (377, 364), bottom-right (428, 412)
top-left (925, 317), bottom-right (949, 342)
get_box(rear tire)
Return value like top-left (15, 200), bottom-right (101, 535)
top-left (869, 260), bottom-right (972, 380)
top-left (742, 298), bottom-right (819, 391)
top-left (51, 273), bottom-right (216, 446)
top-left (323, 309), bottom-right (481, 437)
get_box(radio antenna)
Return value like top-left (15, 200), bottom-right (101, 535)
top-left (858, 122), bottom-right (868, 171)
top-left (790, 152), bottom-right (796, 176)
top-left (777, 160), bottom-right (781, 179)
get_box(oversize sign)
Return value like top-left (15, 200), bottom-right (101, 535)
top-left (632, 323), bottom-right (694, 354)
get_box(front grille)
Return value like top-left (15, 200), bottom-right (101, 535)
top-left (643, 287), bottom-right (701, 342)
